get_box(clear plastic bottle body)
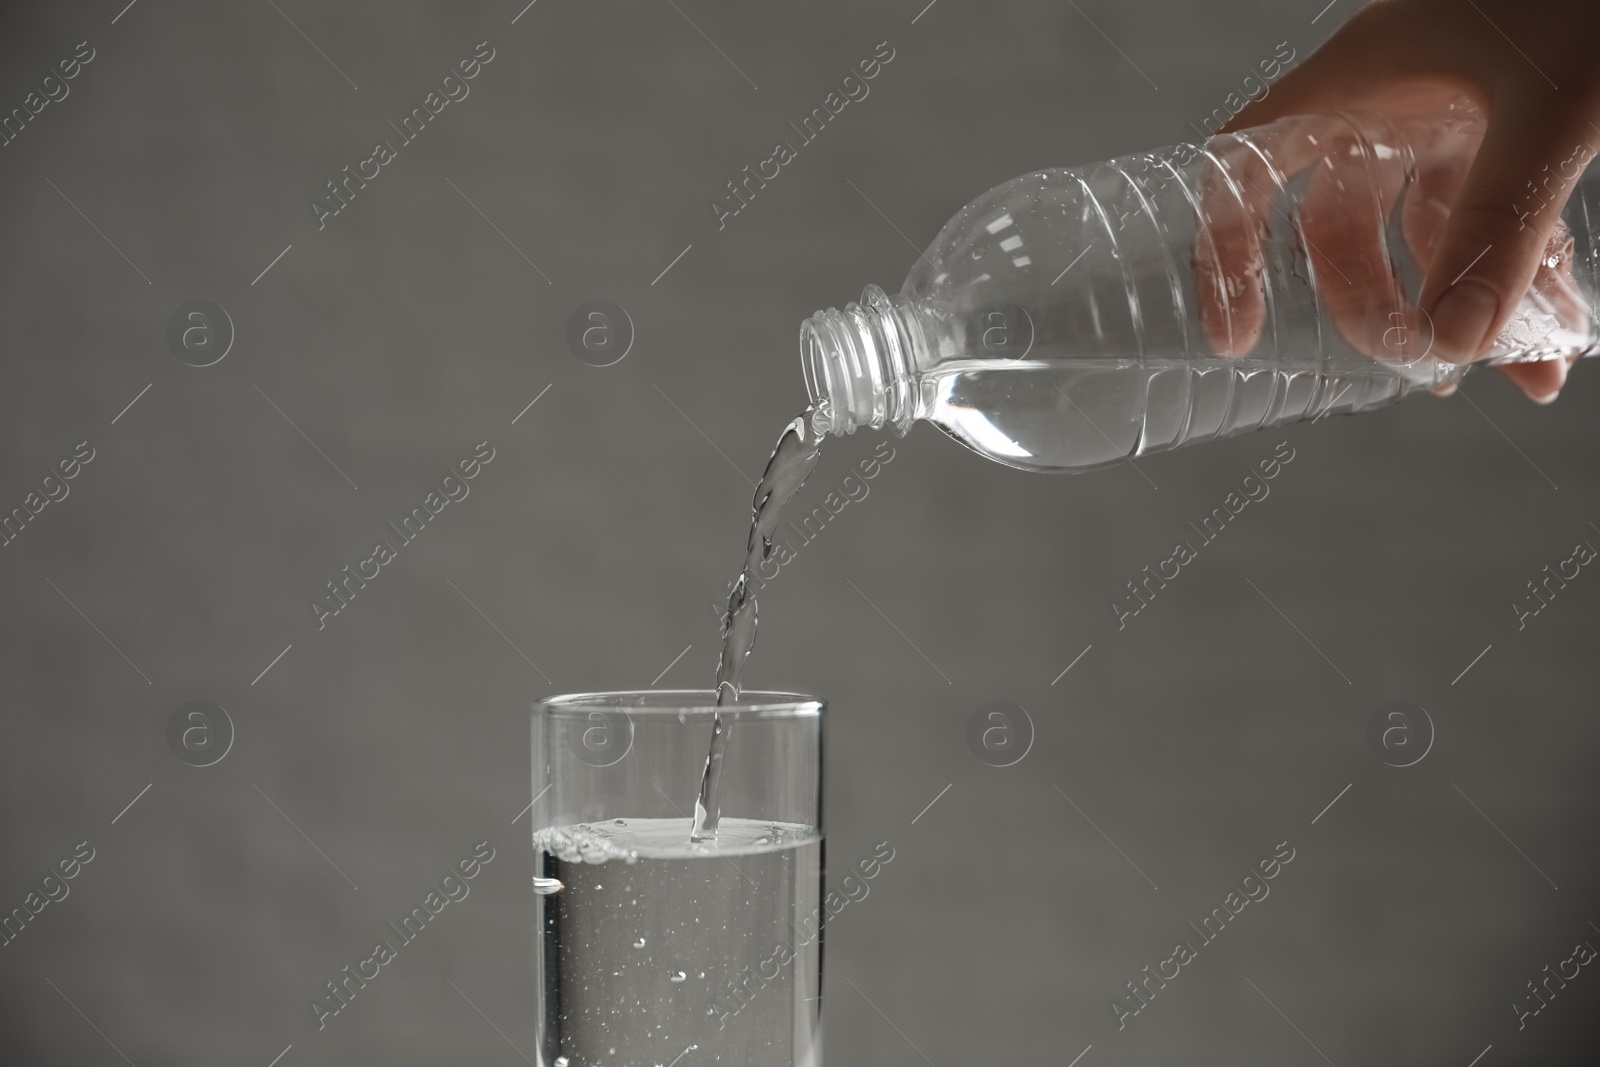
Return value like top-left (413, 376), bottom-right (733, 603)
top-left (802, 107), bottom-right (1600, 472)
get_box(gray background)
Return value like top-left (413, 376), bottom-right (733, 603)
top-left (1, 1), bottom-right (1596, 1064)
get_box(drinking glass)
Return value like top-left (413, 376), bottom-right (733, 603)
top-left (532, 690), bottom-right (825, 1067)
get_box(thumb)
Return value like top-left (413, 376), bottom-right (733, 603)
top-left (1418, 106), bottom-right (1597, 364)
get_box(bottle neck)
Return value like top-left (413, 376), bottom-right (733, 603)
top-left (801, 284), bottom-right (924, 437)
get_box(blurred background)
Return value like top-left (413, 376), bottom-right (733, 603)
top-left (0, 1), bottom-right (1596, 1064)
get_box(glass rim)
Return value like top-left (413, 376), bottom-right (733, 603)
top-left (535, 689), bottom-right (824, 719)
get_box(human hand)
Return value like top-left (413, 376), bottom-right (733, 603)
top-left (1223, 0), bottom-right (1600, 402)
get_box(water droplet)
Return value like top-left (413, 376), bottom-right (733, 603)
top-left (698, 971), bottom-right (705, 979)
top-left (670, 971), bottom-right (687, 983)
top-left (633, 937), bottom-right (647, 948)
top-left (532, 877), bottom-right (564, 895)
top-left (555, 1059), bottom-right (569, 1067)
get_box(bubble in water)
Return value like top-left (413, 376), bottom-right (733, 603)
top-left (533, 824), bottom-right (638, 865)
top-left (670, 971), bottom-right (687, 982)
top-left (532, 877), bottom-right (564, 895)
top-left (555, 1059), bottom-right (569, 1067)
top-left (614, 818), bottom-right (626, 826)
top-left (633, 937), bottom-right (647, 948)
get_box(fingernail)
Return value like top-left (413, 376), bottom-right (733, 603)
top-left (1532, 389), bottom-right (1559, 405)
top-left (1429, 280), bottom-right (1499, 364)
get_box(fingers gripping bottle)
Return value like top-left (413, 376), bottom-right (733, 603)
top-left (801, 105), bottom-right (1600, 472)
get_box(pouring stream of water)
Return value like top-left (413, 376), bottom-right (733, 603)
top-left (690, 410), bottom-right (823, 841)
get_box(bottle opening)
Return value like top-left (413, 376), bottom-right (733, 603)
top-left (800, 284), bottom-right (921, 437)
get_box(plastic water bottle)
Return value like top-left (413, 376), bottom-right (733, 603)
top-left (800, 105), bottom-right (1599, 472)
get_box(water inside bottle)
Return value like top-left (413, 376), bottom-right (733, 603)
top-left (922, 352), bottom-right (1432, 473)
